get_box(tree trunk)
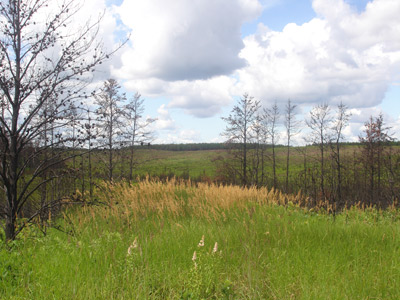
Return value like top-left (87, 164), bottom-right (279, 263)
top-left (286, 142), bottom-right (290, 192)
top-left (5, 213), bottom-right (16, 241)
top-left (129, 124), bottom-right (136, 181)
top-left (272, 142), bottom-right (277, 189)
top-left (320, 137), bottom-right (325, 200)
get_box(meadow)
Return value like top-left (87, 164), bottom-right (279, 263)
top-left (129, 148), bottom-right (220, 179)
top-left (125, 145), bottom-right (304, 180)
top-left (1, 178), bottom-right (400, 299)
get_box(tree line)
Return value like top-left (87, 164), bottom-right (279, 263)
top-left (218, 94), bottom-right (399, 212)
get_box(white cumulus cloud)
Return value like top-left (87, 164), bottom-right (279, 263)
top-left (166, 76), bottom-right (236, 118)
top-left (113, 0), bottom-right (262, 81)
top-left (154, 104), bottom-right (177, 131)
top-left (236, 0), bottom-right (400, 109)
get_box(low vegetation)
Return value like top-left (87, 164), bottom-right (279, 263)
top-left (1, 179), bottom-right (399, 299)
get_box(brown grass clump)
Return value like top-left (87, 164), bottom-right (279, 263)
top-left (76, 177), bottom-right (309, 225)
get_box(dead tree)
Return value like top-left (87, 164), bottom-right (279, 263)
top-left (359, 114), bottom-right (392, 206)
top-left (262, 102), bottom-right (280, 189)
top-left (0, 0), bottom-right (125, 240)
top-left (95, 79), bottom-right (126, 182)
top-left (330, 102), bottom-right (351, 209)
top-left (306, 103), bottom-right (332, 200)
top-left (249, 113), bottom-right (264, 186)
top-left (123, 92), bottom-right (156, 181)
top-left (284, 99), bottom-right (300, 193)
top-left (80, 105), bottom-right (98, 199)
top-left (221, 93), bottom-right (260, 186)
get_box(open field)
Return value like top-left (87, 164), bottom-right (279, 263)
top-left (1, 179), bottom-right (400, 299)
top-left (126, 146), bottom-right (294, 179)
top-left (128, 143), bottom-right (394, 179)
top-left (130, 149), bottom-right (221, 179)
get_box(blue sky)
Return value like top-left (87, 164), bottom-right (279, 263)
top-left (96, 0), bottom-right (400, 144)
top-left (242, 0), bottom-right (317, 34)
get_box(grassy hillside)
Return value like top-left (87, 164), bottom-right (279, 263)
top-left (131, 149), bottom-right (220, 179)
top-left (128, 143), bottom-right (366, 180)
top-left (1, 179), bottom-right (400, 299)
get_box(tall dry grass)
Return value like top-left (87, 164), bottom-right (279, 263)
top-left (76, 177), bottom-right (308, 226)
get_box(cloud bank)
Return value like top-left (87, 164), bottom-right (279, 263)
top-left (237, 0), bottom-right (400, 109)
top-left (108, 0), bottom-right (400, 123)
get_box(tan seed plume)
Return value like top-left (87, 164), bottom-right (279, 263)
top-left (212, 242), bottom-right (218, 253)
top-left (198, 235), bottom-right (205, 247)
top-left (127, 237), bottom-right (138, 256)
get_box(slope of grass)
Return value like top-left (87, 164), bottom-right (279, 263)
top-left (1, 179), bottom-right (400, 299)
top-left (125, 144), bottom-right (374, 180)
top-left (131, 149), bottom-right (218, 179)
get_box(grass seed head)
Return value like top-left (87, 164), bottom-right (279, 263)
top-left (127, 237), bottom-right (138, 256)
top-left (212, 242), bottom-right (218, 253)
top-left (198, 235), bottom-right (205, 247)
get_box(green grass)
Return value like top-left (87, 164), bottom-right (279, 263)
top-left (70, 144), bottom-right (400, 189)
top-left (127, 144), bottom-right (366, 180)
top-left (131, 149), bottom-right (219, 179)
top-left (1, 181), bottom-right (400, 299)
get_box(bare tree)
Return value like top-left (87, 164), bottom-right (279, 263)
top-left (35, 94), bottom-right (59, 223)
top-left (95, 79), bottom-right (126, 182)
top-left (68, 105), bottom-right (80, 192)
top-left (306, 103), bottom-right (332, 200)
top-left (330, 102), bottom-right (351, 208)
top-left (0, 0), bottom-right (125, 240)
top-left (262, 102), bottom-right (280, 189)
top-left (359, 114), bottom-right (392, 205)
top-left (249, 113), bottom-right (264, 186)
top-left (123, 92), bottom-right (156, 181)
top-left (81, 105), bottom-right (97, 199)
top-left (284, 99), bottom-right (300, 192)
top-left (221, 93), bottom-right (260, 186)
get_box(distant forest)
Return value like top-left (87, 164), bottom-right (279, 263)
top-left (138, 141), bottom-right (400, 152)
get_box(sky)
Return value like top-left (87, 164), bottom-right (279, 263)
top-left (89, 0), bottom-right (400, 144)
